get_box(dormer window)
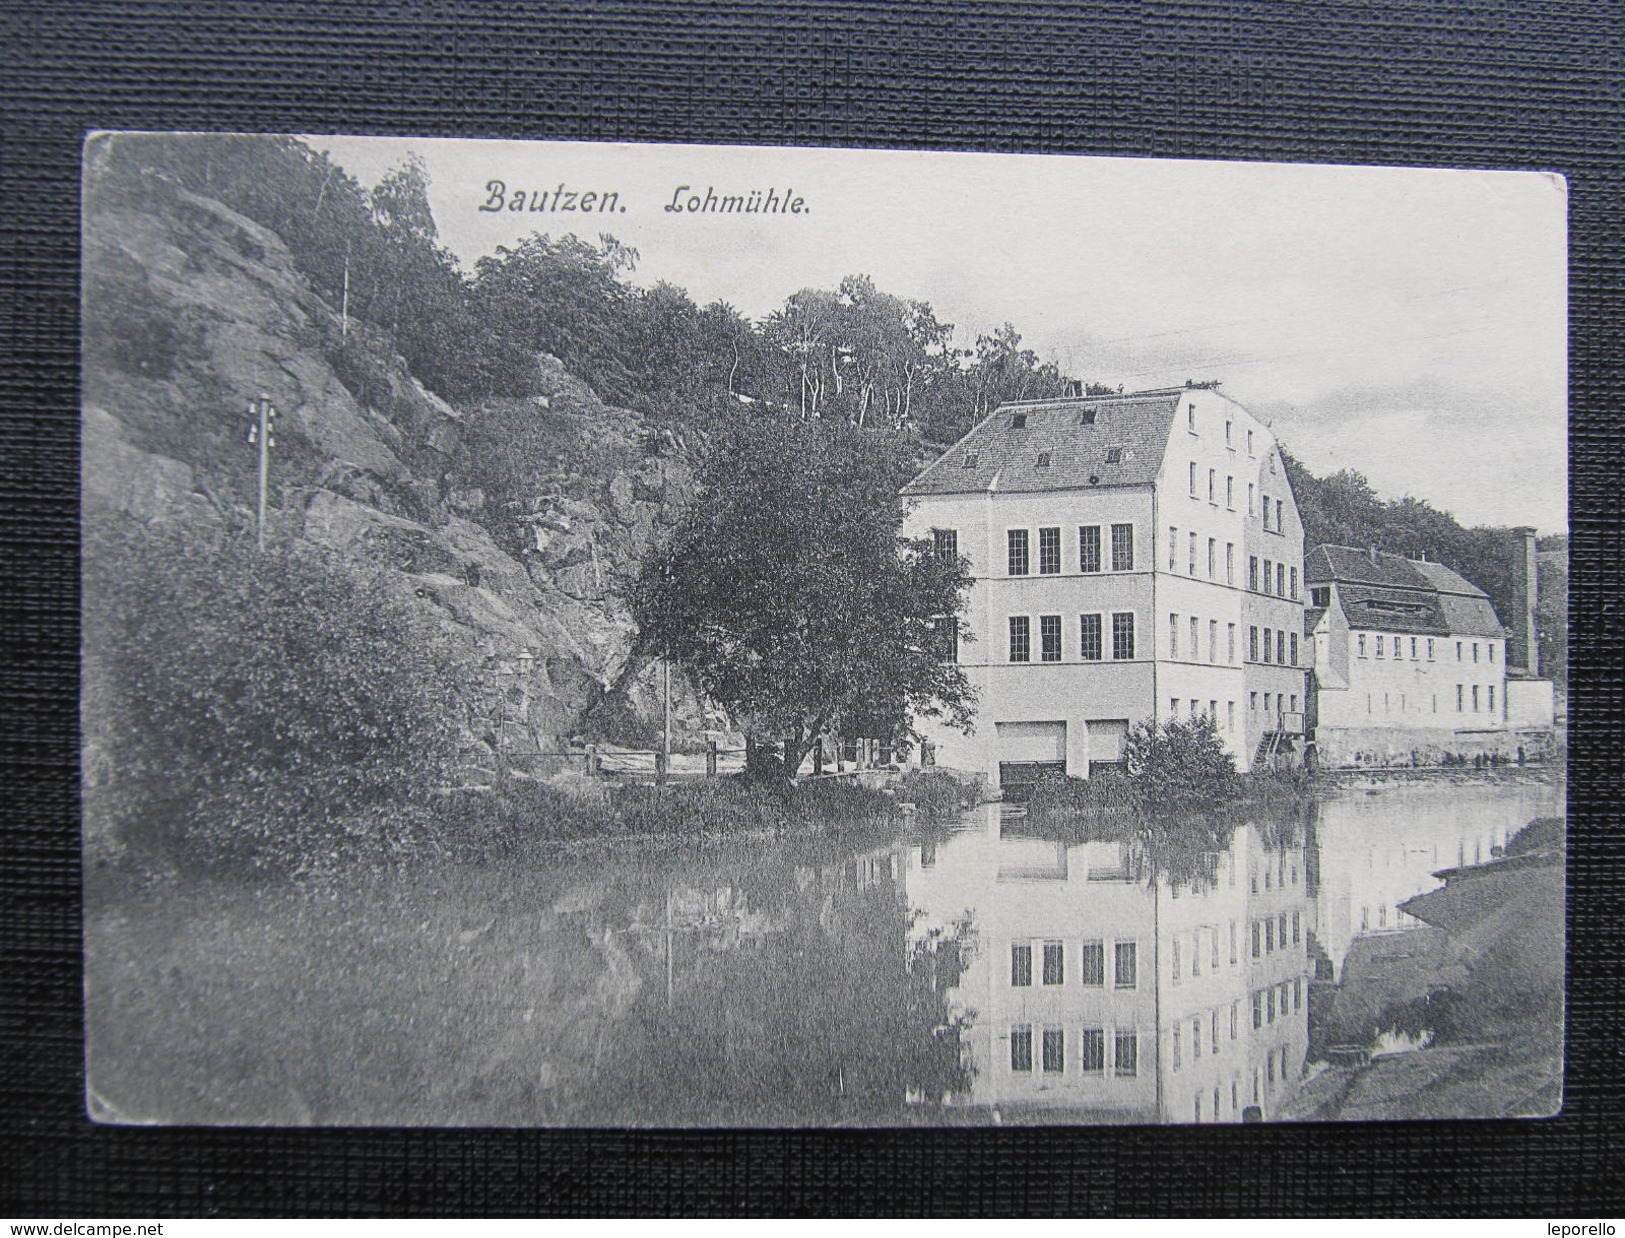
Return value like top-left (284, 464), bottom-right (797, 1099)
top-left (1079, 410), bottom-right (1097, 425)
top-left (1011, 413), bottom-right (1028, 429)
top-left (1105, 448), bottom-right (1123, 464)
top-left (1036, 452), bottom-right (1052, 469)
top-left (963, 453), bottom-right (979, 468)
top-left (1188, 404), bottom-right (1197, 432)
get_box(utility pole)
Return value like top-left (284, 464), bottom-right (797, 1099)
top-left (245, 395), bottom-right (276, 550)
top-left (662, 656), bottom-right (672, 781)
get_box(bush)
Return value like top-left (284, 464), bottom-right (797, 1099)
top-left (83, 514), bottom-right (471, 877)
top-left (892, 770), bottom-right (973, 819)
top-left (1124, 715), bottom-right (1239, 810)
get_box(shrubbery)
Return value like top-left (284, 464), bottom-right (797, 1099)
top-left (892, 769), bottom-right (975, 819)
top-left (83, 514), bottom-right (471, 877)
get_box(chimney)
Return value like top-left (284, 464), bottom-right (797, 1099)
top-left (1512, 526), bottom-right (1539, 676)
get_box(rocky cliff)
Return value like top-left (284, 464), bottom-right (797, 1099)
top-left (83, 180), bottom-right (720, 781)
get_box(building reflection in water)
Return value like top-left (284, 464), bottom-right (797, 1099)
top-left (908, 803), bottom-right (1312, 1124)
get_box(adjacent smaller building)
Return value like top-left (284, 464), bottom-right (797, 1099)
top-left (1304, 545), bottom-right (1546, 766)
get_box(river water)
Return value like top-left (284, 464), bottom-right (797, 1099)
top-left (87, 775), bottom-right (1563, 1126)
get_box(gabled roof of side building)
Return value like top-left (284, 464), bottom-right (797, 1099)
top-left (901, 390), bottom-right (1184, 497)
top-left (1305, 544), bottom-right (1504, 638)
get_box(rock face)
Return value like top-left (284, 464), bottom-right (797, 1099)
top-left (82, 180), bottom-right (720, 778)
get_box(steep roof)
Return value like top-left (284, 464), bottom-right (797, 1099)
top-left (1306, 544), bottom-right (1504, 638)
top-left (901, 391), bottom-right (1181, 496)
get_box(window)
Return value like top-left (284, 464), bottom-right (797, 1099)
top-left (1376, 635), bottom-right (1385, 658)
top-left (1104, 447), bottom-right (1122, 463)
top-left (1170, 613), bottom-right (1180, 658)
top-left (1230, 1001), bottom-right (1239, 1041)
top-left (1207, 537), bottom-right (1216, 579)
top-left (1211, 1010), bottom-right (1220, 1054)
top-left (1042, 941), bottom-right (1065, 985)
top-left (1266, 919), bottom-right (1275, 953)
top-left (1188, 532), bottom-right (1197, 575)
top-left (1489, 684), bottom-right (1497, 713)
top-left (1267, 988), bottom-right (1276, 1023)
top-left (1262, 628), bottom-right (1272, 663)
top-left (1208, 468), bottom-right (1216, 502)
top-left (1229, 923), bottom-right (1238, 964)
top-left (1277, 630), bottom-right (1286, 665)
top-left (1011, 1025), bottom-right (1033, 1072)
top-left (1457, 684), bottom-right (1464, 711)
top-left (1171, 936), bottom-right (1181, 980)
top-left (932, 528), bottom-right (958, 560)
top-left (1248, 481), bottom-right (1256, 514)
top-left (1112, 612), bottom-right (1135, 660)
top-left (1249, 626), bottom-right (1259, 661)
top-left (1040, 614), bottom-right (1062, 662)
top-left (1473, 642), bottom-right (1480, 663)
top-left (1276, 562), bottom-right (1285, 596)
top-left (1247, 429), bottom-right (1255, 454)
top-left (1411, 637), bottom-right (1418, 659)
top-left (1192, 1016), bottom-right (1203, 1058)
top-left (1079, 613), bottom-right (1103, 661)
top-left (1457, 641), bottom-right (1464, 661)
top-left (1038, 526), bottom-right (1061, 574)
top-left (1228, 624), bottom-right (1237, 663)
top-left (1250, 691), bottom-right (1258, 711)
top-left (1294, 979), bottom-right (1303, 1013)
top-left (1227, 700), bottom-right (1235, 730)
top-left (1075, 1028), bottom-right (1102, 1074)
top-left (1209, 620), bottom-right (1218, 663)
top-left (1211, 927), bottom-right (1220, 971)
top-left (962, 453), bottom-right (979, 468)
top-left (1114, 941), bottom-right (1137, 989)
top-left (1292, 911), bottom-right (1301, 944)
top-left (1079, 524), bottom-right (1102, 573)
top-left (1172, 1026), bottom-right (1181, 1069)
top-left (1225, 420), bottom-right (1233, 445)
top-left (1111, 523), bottom-right (1135, 571)
top-left (1489, 644), bottom-right (1496, 664)
top-left (1251, 921), bottom-right (1261, 958)
top-left (1358, 633), bottom-right (1367, 657)
top-left (1252, 991), bottom-right (1263, 1029)
top-left (1226, 543), bottom-right (1235, 584)
top-left (1170, 697), bottom-right (1179, 718)
top-left (1168, 526), bottom-right (1178, 571)
top-left (1080, 941), bottom-right (1105, 986)
top-left (1007, 529), bottom-right (1029, 575)
top-left (1114, 1031), bottom-right (1138, 1077)
top-left (1190, 617), bottom-right (1199, 661)
top-left (1009, 616), bottom-right (1031, 663)
top-left (1276, 499), bottom-right (1284, 530)
top-left (1262, 558), bottom-right (1272, 594)
top-left (1250, 556), bottom-right (1260, 591)
top-left (1290, 632), bottom-right (1299, 665)
top-left (1290, 693), bottom-right (1298, 712)
top-left (1010, 412), bottom-right (1027, 428)
top-left (1262, 495), bottom-right (1270, 530)
top-left (1472, 684), bottom-right (1480, 711)
top-left (1290, 566), bottom-right (1298, 599)
top-left (1011, 943), bottom-right (1032, 987)
top-left (1226, 475), bottom-right (1235, 508)
top-left (1042, 1028), bottom-right (1067, 1073)
top-left (1191, 931), bottom-right (1202, 977)
top-left (1189, 462), bottom-right (1198, 496)
top-left (1035, 451), bottom-right (1051, 469)
top-left (934, 616), bottom-right (958, 663)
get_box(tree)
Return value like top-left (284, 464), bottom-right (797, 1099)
top-left (1123, 715), bottom-right (1239, 810)
top-left (631, 418), bottom-right (976, 776)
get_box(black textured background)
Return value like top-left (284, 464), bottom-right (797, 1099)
top-left (3, 0), bottom-right (1622, 1217)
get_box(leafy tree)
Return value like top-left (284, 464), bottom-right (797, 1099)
top-left (83, 514), bottom-right (472, 874)
top-left (631, 418), bottom-right (976, 775)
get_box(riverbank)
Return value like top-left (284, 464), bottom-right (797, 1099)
top-left (1282, 813), bottom-right (1564, 1121)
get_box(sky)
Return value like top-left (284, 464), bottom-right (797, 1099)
top-left (312, 135), bottom-right (1568, 533)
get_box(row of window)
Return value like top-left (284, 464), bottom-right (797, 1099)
top-left (1247, 691), bottom-right (1301, 717)
top-left (1359, 685), bottom-right (1499, 716)
top-left (1249, 625), bottom-right (1300, 666)
top-left (1249, 912), bottom-right (1304, 960)
top-left (1169, 614), bottom-right (1238, 664)
top-left (1009, 1025), bottom-right (1138, 1077)
top-left (1353, 634), bottom-right (1497, 665)
top-left (1249, 554), bottom-right (1298, 599)
top-left (1008, 613), bottom-right (1136, 662)
top-left (1011, 940), bottom-right (1138, 989)
top-left (1186, 404), bottom-right (1258, 456)
top-left (1001, 525), bottom-right (1136, 576)
top-left (1168, 698), bottom-right (1238, 730)
top-left (1250, 979), bottom-right (1304, 1031)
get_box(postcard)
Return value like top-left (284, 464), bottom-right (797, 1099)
top-left (81, 133), bottom-right (1566, 1125)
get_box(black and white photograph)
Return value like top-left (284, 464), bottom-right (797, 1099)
top-left (80, 132), bottom-right (1567, 1128)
